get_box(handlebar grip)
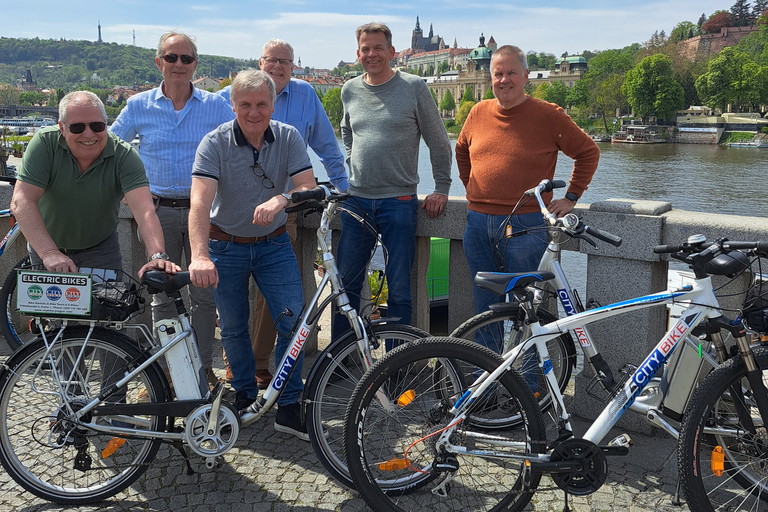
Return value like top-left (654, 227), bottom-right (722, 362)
top-left (291, 187), bottom-right (327, 203)
top-left (723, 240), bottom-right (768, 255)
top-left (585, 225), bottom-right (622, 247)
top-left (654, 244), bottom-right (685, 254)
top-left (0, 175), bottom-right (17, 185)
top-left (285, 200), bottom-right (322, 214)
top-left (550, 180), bottom-right (567, 190)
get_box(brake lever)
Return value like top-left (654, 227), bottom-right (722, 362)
top-left (573, 233), bottom-right (597, 248)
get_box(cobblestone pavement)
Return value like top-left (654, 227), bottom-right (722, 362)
top-left (0, 302), bottom-right (692, 512)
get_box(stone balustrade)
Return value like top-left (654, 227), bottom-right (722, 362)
top-left (2, 182), bottom-right (766, 430)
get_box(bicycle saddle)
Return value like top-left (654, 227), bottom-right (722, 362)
top-left (474, 271), bottom-right (555, 295)
top-left (142, 271), bottom-right (191, 293)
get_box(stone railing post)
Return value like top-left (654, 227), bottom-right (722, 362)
top-left (573, 199), bottom-right (671, 432)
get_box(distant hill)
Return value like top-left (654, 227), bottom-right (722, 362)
top-left (0, 37), bottom-right (258, 90)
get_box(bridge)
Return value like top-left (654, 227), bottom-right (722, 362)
top-left (0, 185), bottom-right (764, 432)
top-left (0, 105), bottom-right (59, 119)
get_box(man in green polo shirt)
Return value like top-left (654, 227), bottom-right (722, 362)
top-left (11, 91), bottom-right (175, 276)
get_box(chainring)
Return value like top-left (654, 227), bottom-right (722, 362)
top-left (549, 438), bottom-right (608, 496)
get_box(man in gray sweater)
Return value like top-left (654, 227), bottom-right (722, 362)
top-left (332, 22), bottom-right (452, 341)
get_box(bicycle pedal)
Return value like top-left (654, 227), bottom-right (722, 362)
top-left (608, 433), bottom-right (633, 448)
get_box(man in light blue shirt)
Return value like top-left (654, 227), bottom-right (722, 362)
top-left (111, 31), bottom-right (235, 388)
top-left (217, 39), bottom-right (348, 387)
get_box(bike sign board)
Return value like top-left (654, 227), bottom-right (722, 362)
top-left (16, 271), bottom-right (92, 316)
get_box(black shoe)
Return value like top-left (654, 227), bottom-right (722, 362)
top-left (274, 402), bottom-right (309, 441)
top-left (234, 390), bottom-right (256, 413)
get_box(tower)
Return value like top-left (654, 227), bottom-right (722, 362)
top-left (97, 20), bottom-right (102, 43)
top-left (412, 15), bottom-right (423, 50)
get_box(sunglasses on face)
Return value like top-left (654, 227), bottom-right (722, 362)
top-left (159, 54), bottom-right (196, 65)
top-left (65, 122), bottom-right (107, 134)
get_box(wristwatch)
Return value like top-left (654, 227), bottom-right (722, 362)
top-left (148, 252), bottom-right (170, 262)
top-left (565, 192), bottom-right (579, 202)
top-left (281, 192), bottom-right (292, 203)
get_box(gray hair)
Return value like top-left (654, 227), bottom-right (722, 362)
top-left (356, 22), bottom-right (393, 48)
top-left (492, 45), bottom-right (528, 71)
top-left (59, 91), bottom-right (107, 123)
top-left (230, 69), bottom-right (276, 106)
top-left (156, 31), bottom-right (199, 60)
top-left (261, 39), bottom-right (294, 62)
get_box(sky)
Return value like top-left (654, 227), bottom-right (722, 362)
top-left (1, 0), bottom-right (733, 70)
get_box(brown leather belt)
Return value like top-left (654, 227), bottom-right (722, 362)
top-left (209, 223), bottom-right (286, 244)
top-left (156, 197), bottom-right (191, 208)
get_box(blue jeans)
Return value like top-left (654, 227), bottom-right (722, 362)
top-left (209, 232), bottom-right (304, 404)
top-left (332, 195), bottom-right (418, 342)
top-left (463, 210), bottom-right (547, 389)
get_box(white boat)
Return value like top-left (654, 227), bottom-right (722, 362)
top-left (726, 141), bottom-right (768, 148)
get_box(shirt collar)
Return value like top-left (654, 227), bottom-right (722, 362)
top-left (154, 81), bottom-right (202, 104)
top-left (233, 119), bottom-right (276, 148)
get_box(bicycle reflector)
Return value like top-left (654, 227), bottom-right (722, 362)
top-left (102, 437), bottom-right (127, 458)
top-left (378, 458), bottom-right (410, 471)
top-left (397, 389), bottom-right (416, 407)
top-left (711, 445), bottom-right (725, 477)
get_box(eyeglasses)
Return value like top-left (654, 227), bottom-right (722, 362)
top-left (159, 54), bottom-right (196, 65)
top-left (65, 122), bottom-right (107, 134)
top-left (261, 57), bottom-right (293, 66)
top-left (251, 163), bottom-right (274, 189)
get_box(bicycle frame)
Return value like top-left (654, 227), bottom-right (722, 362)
top-left (0, 209), bottom-right (22, 260)
top-left (437, 274), bottom-right (731, 462)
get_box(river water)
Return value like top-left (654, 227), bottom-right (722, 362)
top-left (309, 138), bottom-right (767, 299)
top-left (310, 138), bottom-right (768, 218)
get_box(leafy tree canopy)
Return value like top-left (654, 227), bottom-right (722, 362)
top-left (439, 89), bottom-right (456, 112)
top-left (622, 53), bottom-right (684, 119)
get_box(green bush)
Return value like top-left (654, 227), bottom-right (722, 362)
top-left (762, 127), bottom-right (768, 134)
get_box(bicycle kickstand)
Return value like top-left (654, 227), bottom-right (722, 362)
top-left (671, 477), bottom-right (684, 506)
top-left (561, 491), bottom-right (571, 512)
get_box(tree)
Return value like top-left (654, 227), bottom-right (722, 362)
top-left (315, 88), bottom-right (324, 101)
top-left (217, 78), bottom-right (232, 90)
top-left (622, 53), bottom-right (684, 120)
top-left (0, 85), bottom-right (21, 105)
top-left (754, 1), bottom-right (768, 19)
top-left (702, 11), bottom-right (733, 33)
top-left (426, 64), bottom-right (434, 76)
top-left (698, 12), bottom-right (708, 27)
top-left (696, 46), bottom-right (768, 111)
top-left (437, 61), bottom-right (450, 74)
top-left (455, 100), bottom-right (475, 126)
top-left (19, 91), bottom-right (47, 106)
top-left (430, 88), bottom-right (438, 106)
top-left (460, 86), bottom-right (474, 106)
top-left (671, 21), bottom-right (701, 42)
top-left (439, 89), bottom-right (456, 114)
top-left (483, 87), bottom-right (495, 100)
top-left (730, 0), bottom-right (753, 26)
top-left (321, 88), bottom-right (343, 129)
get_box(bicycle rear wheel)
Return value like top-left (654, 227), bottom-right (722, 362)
top-left (344, 336), bottom-right (546, 512)
top-left (304, 323), bottom-right (428, 488)
top-left (679, 347), bottom-right (768, 512)
top-left (450, 306), bottom-right (575, 426)
top-left (0, 256), bottom-right (35, 351)
top-left (0, 326), bottom-right (167, 504)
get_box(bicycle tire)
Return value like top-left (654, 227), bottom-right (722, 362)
top-left (450, 306), bottom-right (575, 426)
top-left (0, 256), bottom-right (34, 351)
top-left (305, 323), bottom-right (428, 488)
top-left (679, 347), bottom-right (768, 512)
top-left (0, 326), bottom-right (167, 504)
top-left (344, 336), bottom-right (546, 512)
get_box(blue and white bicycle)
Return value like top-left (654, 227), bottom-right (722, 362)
top-left (344, 181), bottom-right (768, 512)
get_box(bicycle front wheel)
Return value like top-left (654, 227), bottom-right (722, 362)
top-left (344, 336), bottom-right (546, 512)
top-left (450, 306), bottom-right (575, 427)
top-left (679, 347), bottom-right (768, 512)
top-left (304, 323), bottom-right (428, 488)
top-left (0, 256), bottom-right (35, 351)
top-left (0, 326), bottom-right (167, 504)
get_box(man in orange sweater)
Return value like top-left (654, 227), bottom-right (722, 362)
top-left (456, 44), bottom-right (599, 356)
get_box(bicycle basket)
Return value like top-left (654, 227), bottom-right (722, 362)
top-left (743, 280), bottom-right (768, 335)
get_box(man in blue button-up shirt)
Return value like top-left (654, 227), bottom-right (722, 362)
top-left (111, 31), bottom-right (235, 388)
top-left (218, 39), bottom-right (348, 387)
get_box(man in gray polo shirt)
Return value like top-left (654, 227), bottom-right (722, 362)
top-left (188, 69), bottom-right (315, 440)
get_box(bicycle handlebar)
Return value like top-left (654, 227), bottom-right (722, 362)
top-left (0, 175), bottom-right (17, 185)
top-left (525, 179), bottom-right (566, 196)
